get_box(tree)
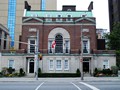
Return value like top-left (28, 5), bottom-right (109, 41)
top-left (106, 22), bottom-right (120, 50)
top-left (106, 22), bottom-right (120, 69)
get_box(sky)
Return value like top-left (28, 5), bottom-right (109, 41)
top-left (57, 0), bottom-right (109, 32)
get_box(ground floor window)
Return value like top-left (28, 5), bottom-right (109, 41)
top-left (49, 60), bottom-right (54, 70)
top-left (103, 60), bottom-right (109, 69)
top-left (48, 60), bottom-right (69, 71)
top-left (56, 60), bottom-right (62, 70)
top-left (9, 60), bottom-right (14, 68)
top-left (64, 60), bottom-right (69, 70)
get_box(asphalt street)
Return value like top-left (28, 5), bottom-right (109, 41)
top-left (0, 80), bottom-right (120, 90)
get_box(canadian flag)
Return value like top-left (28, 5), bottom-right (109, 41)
top-left (52, 40), bottom-right (56, 48)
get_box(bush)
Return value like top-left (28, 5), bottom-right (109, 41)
top-left (0, 72), bottom-right (3, 77)
top-left (38, 68), bottom-right (42, 77)
top-left (1, 67), bottom-right (8, 75)
top-left (76, 68), bottom-right (81, 77)
top-left (7, 67), bottom-right (15, 74)
top-left (111, 66), bottom-right (118, 74)
top-left (102, 69), bottom-right (112, 75)
top-left (38, 73), bottom-right (78, 77)
top-left (19, 68), bottom-right (25, 76)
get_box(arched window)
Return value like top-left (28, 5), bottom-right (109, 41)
top-left (55, 34), bottom-right (63, 53)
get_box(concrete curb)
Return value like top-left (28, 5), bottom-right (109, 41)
top-left (0, 77), bottom-right (120, 82)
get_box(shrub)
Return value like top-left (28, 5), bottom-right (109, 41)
top-left (102, 69), bottom-right (112, 75)
top-left (1, 67), bottom-right (8, 75)
top-left (111, 66), bottom-right (118, 75)
top-left (0, 72), bottom-right (3, 77)
top-left (7, 67), bottom-right (15, 74)
top-left (76, 68), bottom-right (81, 77)
top-left (38, 68), bottom-right (42, 77)
top-left (19, 68), bottom-right (25, 76)
top-left (38, 73), bottom-right (78, 77)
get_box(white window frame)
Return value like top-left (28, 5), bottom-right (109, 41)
top-left (64, 40), bottom-right (70, 54)
top-left (8, 60), bottom-right (14, 68)
top-left (82, 39), bottom-right (90, 54)
top-left (49, 60), bottom-right (54, 70)
top-left (56, 60), bottom-right (62, 70)
top-left (28, 38), bottom-right (36, 53)
top-left (103, 60), bottom-right (109, 69)
top-left (64, 60), bottom-right (69, 70)
top-left (48, 40), bottom-right (53, 54)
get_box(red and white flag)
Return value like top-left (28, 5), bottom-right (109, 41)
top-left (52, 40), bottom-right (56, 48)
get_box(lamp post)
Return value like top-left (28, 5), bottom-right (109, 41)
top-left (35, 30), bottom-right (39, 80)
top-left (80, 15), bottom-right (86, 80)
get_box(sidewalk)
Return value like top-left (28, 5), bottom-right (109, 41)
top-left (0, 77), bottom-right (120, 82)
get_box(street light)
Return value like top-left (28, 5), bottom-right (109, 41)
top-left (80, 15), bottom-right (86, 80)
top-left (35, 30), bottom-right (39, 80)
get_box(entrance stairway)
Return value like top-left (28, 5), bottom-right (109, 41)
top-left (26, 73), bottom-right (35, 78)
top-left (84, 72), bottom-right (91, 77)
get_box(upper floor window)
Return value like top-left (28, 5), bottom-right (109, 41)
top-left (55, 34), bottom-right (63, 53)
top-left (48, 40), bottom-right (52, 53)
top-left (28, 38), bottom-right (36, 53)
top-left (65, 40), bottom-right (69, 53)
top-left (83, 39), bottom-right (90, 54)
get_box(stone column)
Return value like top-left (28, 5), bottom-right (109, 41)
top-left (6, 35), bottom-right (10, 49)
top-left (1, 31), bottom-right (5, 49)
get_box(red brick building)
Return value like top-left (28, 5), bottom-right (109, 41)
top-left (0, 6), bottom-right (116, 77)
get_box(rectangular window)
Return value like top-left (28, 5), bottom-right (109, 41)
top-left (103, 60), bottom-right (109, 69)
top-left (49, 60), bottom-right (54, 70)
top-left (83, 40), bottom-right (89, 54)
top-left (9, 60), bottom-right (14, 68)
top-left (48, 41), bottom-right (52, 53)
top-left (28, 39), bottom-right (36, 53)
top-left (56, 60), bottom-right (62, 70)
top-left (30, 40), bottom-right (35, 53)
top-left (64, 60), bottom-right (69, 70)
top-left (65, 40), bottom-right (69, 53)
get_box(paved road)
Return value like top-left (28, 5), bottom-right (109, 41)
top-left (0, 80), bottom-right (120, 90)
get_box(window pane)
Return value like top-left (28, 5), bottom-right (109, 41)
top-left (49, 60), bottom-right (54, 70)
top-left (55, 35), bottom-right (63, 53)
top-left (103, 60), bottom-right (109, 69)
top-left (64, 60), bottom-right (69, 70)
top-left (56, 60), bottom-right (62, 70)
top-left (83, 40), bottom-right (88, 53)
top-left (29, 39), bottom-right (36, 53)
top-left (9, 60), bottom-right (14, 68)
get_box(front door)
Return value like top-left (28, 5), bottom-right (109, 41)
top-left (83, 62), bottom-right (89, 73)
top-left (28, 59), bottom-right (34, 73)
top-left (83, 58), bottom-right (89, 73)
